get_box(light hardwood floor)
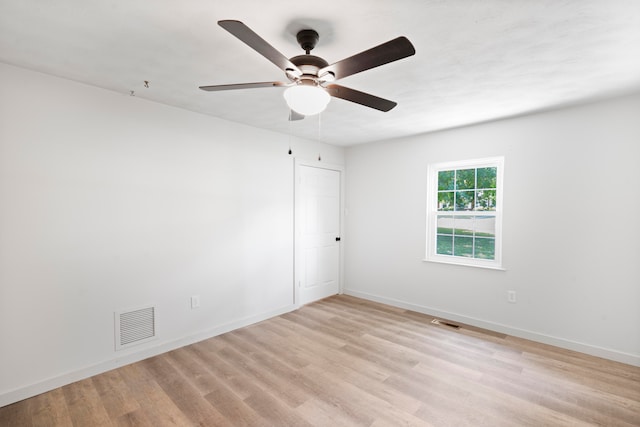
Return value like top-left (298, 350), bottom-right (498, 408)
top-left (1, 295), bottom-right (639, 426)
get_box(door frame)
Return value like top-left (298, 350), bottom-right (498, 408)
top-left (294, 159), bottom-right (345, 307)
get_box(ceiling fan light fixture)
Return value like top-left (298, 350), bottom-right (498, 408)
top-left (283, 84), bottom-right (330, 116)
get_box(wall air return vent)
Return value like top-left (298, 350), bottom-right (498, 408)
top-left (115, 305), bottom-right (156, 351)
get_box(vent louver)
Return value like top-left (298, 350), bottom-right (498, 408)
top-left (431, 318), bottom-right (460, 329)
top-left (115, 305), bottom-right (156, 350)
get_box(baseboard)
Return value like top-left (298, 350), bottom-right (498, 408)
top-left (343, 289), bottom-right (640, 367)
top-left (0, 304), bottom-right (297, 408)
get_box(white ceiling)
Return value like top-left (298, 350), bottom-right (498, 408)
top-left (1, 0), bottom-right (639, 146)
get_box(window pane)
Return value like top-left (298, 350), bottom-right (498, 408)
top-left (453, 236), bottom-right (473, 257)
top-left (456, 168), bottom-right (475, 190)
top-left (438, 191), bottom-right (454, 211)
top-left (455, 190), bottom-right (475, 211)
top-left (436, 215), bottom-right (454, 235)
top-left (453, 216), bottom-right (474, 236)
top-left (477, 167), bottom-right (497, 189)
top-left (476, 189), bottom-right (496, 211)
top-left (438, 170), bottom-right (454, 191)
top-left (475, 216), bottom-right (496, 238)
top-left (436, 234), bottom-right (453, 255)
top-left (475, 237), bottom-right (495, 259)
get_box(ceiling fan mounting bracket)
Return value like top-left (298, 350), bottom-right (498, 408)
top-left (296, 29), bottom-right (319, 54)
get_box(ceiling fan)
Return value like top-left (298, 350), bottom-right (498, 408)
top-left (199, 20), bottom-right (416, 119)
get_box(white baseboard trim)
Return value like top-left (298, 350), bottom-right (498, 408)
top-left (343, 289), bottom-right (640, 367)
top-left (0, 304), bottom-right (297, 408)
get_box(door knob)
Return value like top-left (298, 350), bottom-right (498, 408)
top-left (335, 237), bottom-right (341, 241)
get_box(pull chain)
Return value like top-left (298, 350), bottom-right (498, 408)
top-left (317, 112), bottom-right (322, 161)
top-left (288, 110), bottom-right (293, 155)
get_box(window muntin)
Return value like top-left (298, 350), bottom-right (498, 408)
top-left (427, 158), bottom-right (503, 269)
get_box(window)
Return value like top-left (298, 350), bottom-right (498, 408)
top-left (426, 157), bottom-right (504, 269)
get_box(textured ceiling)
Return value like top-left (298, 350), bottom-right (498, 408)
top-left (1, 0), bottom-right (639, 146)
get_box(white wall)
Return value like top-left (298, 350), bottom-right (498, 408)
top-left (0, 62), bottom-right (344, 406)
top-left (344, 94), bottom-right (640, 366)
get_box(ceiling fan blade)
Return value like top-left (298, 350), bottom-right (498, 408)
top-left (325, 84), bottom-right (397, 112)
top-left (199, 82), bottom-right (290, 91)
top-left (218, 20), bottom-right (302, 76)
top-left (289, 110), bottom-right (305, 121)
top-left (319, 36), bottom-right (415, 81)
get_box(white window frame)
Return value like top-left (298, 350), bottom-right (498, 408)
top-left (425, 156), bottom-right (504, 270)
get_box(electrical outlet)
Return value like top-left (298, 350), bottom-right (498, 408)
top-left (191, 295), bottom-right (200, 309)
top-left (507, 290), bottom-right (517, 303)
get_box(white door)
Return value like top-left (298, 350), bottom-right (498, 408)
top-left (297, 164), bottom-right (341, 305)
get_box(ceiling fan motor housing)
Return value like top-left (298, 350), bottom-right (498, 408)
top-left (289, 54), bottom-right (329, 79)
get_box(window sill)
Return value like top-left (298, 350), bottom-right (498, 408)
top-left (423, 257), bottom-right (506, 271)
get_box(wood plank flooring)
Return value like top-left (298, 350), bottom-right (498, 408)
top-left (1, 295), bottom-right (639, 426)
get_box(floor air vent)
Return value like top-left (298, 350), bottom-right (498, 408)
top-left (115, 305), bottom-right (156, 350)
top-left (431, 318), bottom-right (460, 329)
